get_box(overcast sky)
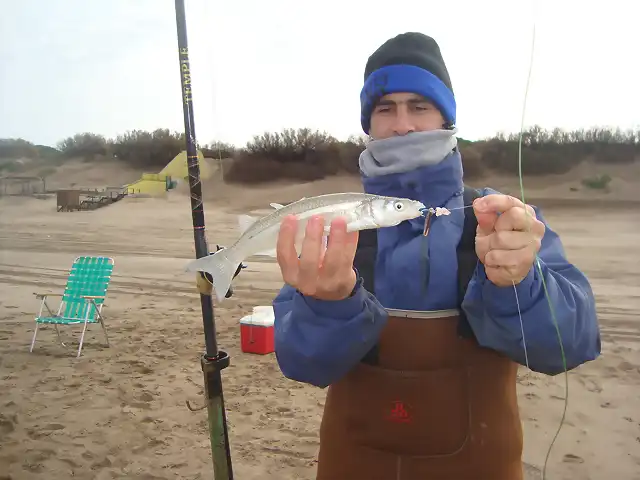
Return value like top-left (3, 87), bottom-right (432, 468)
top-left (1, 0), bottom-right (638, 148)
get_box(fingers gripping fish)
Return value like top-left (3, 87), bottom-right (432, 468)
top-left (184, 193), bottom-right (426, 302)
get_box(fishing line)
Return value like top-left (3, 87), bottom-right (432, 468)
top-left (513, 280), bottom-right (530, 369)
top-left (202, 0), bottom-right (226, 174)
top-left (444, 204), bottom-right (473, 212)
top-left (515, 2), bottom-right (569, 479)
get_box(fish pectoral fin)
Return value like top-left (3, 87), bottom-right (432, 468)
top-left (320, 218), bottom-right (376, 235)
top-left (346, 218), bottom-right (379, 232)
top-left (324, 218), bottom-right (379, 235)
top-left (238, 214), bottom-right (260, 234)
top-left (270, 203), bottom-right (285, 210)
top-left (255, 248), bottom-right (277, 257)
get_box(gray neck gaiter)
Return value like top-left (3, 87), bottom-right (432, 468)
top-left (359, 128), bottom-right (458, 178)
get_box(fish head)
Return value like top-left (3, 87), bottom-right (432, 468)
top-left (372, 197), bottom-right (426, 227)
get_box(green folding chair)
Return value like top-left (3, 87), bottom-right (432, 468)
top-left (30, 256), bottom-right (114, 358)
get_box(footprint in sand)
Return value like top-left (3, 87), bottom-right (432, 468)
top-left (91, 456), bottom-right (113, 469)
top-left (22, 448), bottom-right (57, 472)
top-left (43, 423), bottom-right (65, 431)
top-left (618, 361), bottom-right (637, 372)
top-left (25, 423), bottom-right (65, 440)
top-left (577, 376), bottom-right (603, 393)
top-left (138, 391), bottom-right (154, 403)
top-left (96, 374), bottom-right (113, 385)
top-left (563, 453), bottom-right (585, 464)
top-left (0, 413), bottom-right (17, 436)
top-left (117, 359), bottom-right (154, 375)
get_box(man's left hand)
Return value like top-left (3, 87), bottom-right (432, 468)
top-left (473, 194), bottom-right (545, 287)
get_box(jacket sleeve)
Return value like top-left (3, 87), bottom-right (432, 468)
top-left (272, 277), bottom-right (389, 388)
top-left (462, 203), bottom-right (601, 375)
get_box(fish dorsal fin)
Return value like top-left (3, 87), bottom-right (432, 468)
top-left (238, 214), bottom-right (260, 234)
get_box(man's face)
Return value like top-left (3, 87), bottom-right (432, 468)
top-left (369, 92), bottom-right (445, 140)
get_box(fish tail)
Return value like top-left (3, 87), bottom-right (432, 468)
top-left (184, 248), bottom-right (242, 302)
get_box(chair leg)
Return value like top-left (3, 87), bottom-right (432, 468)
top-left (96, 304), bottom-right (109, 348)
top-left (54, 325), bottom-right (68, 347)
top-left (99, 317), bottom-right (110, 347)
top-left (77, 320), bottom-right (89, 358)
top-left (29, 324), bottom-right (39, 352)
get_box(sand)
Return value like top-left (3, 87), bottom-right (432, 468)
top-left (1, 166), bottom-right (639, 480)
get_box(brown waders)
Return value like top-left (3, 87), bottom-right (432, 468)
top-left (316, 309), bottom-right (523, 480)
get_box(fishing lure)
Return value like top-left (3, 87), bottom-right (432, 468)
top-left (420, 206), bottom-right (452, 237)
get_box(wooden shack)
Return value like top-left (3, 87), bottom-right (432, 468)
top-left (0, 176), bottom-right (46, 196)
top-left (57, 189), bottom-right (81, 212)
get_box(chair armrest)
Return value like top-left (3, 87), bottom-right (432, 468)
top-left (82, 296), bottom-right (105, 302)
top-left (34, 293), bottom-right (63, 299)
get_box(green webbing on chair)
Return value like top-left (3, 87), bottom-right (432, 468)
top-left (62, 256), bottom-right (113, 321)
top-left (31, 256), bottom-right (114, 357)
top-left (36, 256), bottom-right (114, 324)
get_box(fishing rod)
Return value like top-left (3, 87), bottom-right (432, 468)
top-left (173, 1), bottom-right (234, 478)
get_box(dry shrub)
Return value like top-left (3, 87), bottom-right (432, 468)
top-left (225, 156), bottom-right (285, 184)
top-left (0, 138), bottom-right (40, 160)
top-left (58, 133), bottom-right (109, 160)
top-left (202, 141), bottom-right (237, 159)
top-left (224, 128), bottom-right (363, 184)
top-left (109, 129), bottom-right (185, 167)
top-left (2, 125), bottom-right (637, 182)
top-left (459, 145), bottom-right (484, 180)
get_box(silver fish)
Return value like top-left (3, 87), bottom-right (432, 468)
top-left (184, 192), bottom-right (425, 302)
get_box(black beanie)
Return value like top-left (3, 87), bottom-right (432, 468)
top-left (360, 32), bottom-right (456, 134)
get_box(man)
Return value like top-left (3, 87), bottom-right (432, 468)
top-left (272, 32), bottom-right (600, 480)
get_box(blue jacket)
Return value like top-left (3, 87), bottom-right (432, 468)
top-left (272, 150), bottom-right (601, 388)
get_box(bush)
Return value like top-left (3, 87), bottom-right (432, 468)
top-left (110, 129), bottom-right (185, 167)
top-left (225, 125), bottom-right (639, 184)
top-left (58, 133), bottom-right (109, 159)
top-left (581, 174), bottom-right (612, 190)
top-left (202, 141), bottom-right (236, 159)
top-left (225, 128), bottom-right (345, 183)
top-left (0, 138), bottom-right (40, 160)
top-left (0, 139), bottom-right (63, 173)
top-left (459, 145), bottom-right (484, 180)
top-left (477, 125), bottom-right (639, 175)
top-left (1, 125), bottom-right (637, 183)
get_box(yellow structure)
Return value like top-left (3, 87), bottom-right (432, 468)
top-left (125, 173), bottom-right (170, 196)
top-left (159, 150), bottom-right (213, 181)
top-left (124, 150), bottom-right (212, 196)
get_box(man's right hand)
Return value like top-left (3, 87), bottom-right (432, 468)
top-left (276, 214), bottom-right (359, 301)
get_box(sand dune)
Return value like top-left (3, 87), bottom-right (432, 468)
top-left (0, 164), bottom-right (639, 479)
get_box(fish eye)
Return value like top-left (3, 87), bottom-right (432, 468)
top-left (394, 202), bottom-right (404, 211)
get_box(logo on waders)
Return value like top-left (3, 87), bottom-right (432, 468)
top-left (387, 400), bottom-right (411, 423)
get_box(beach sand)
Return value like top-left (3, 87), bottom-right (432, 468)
top-left (0, 165), bottom-right (639, 480)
